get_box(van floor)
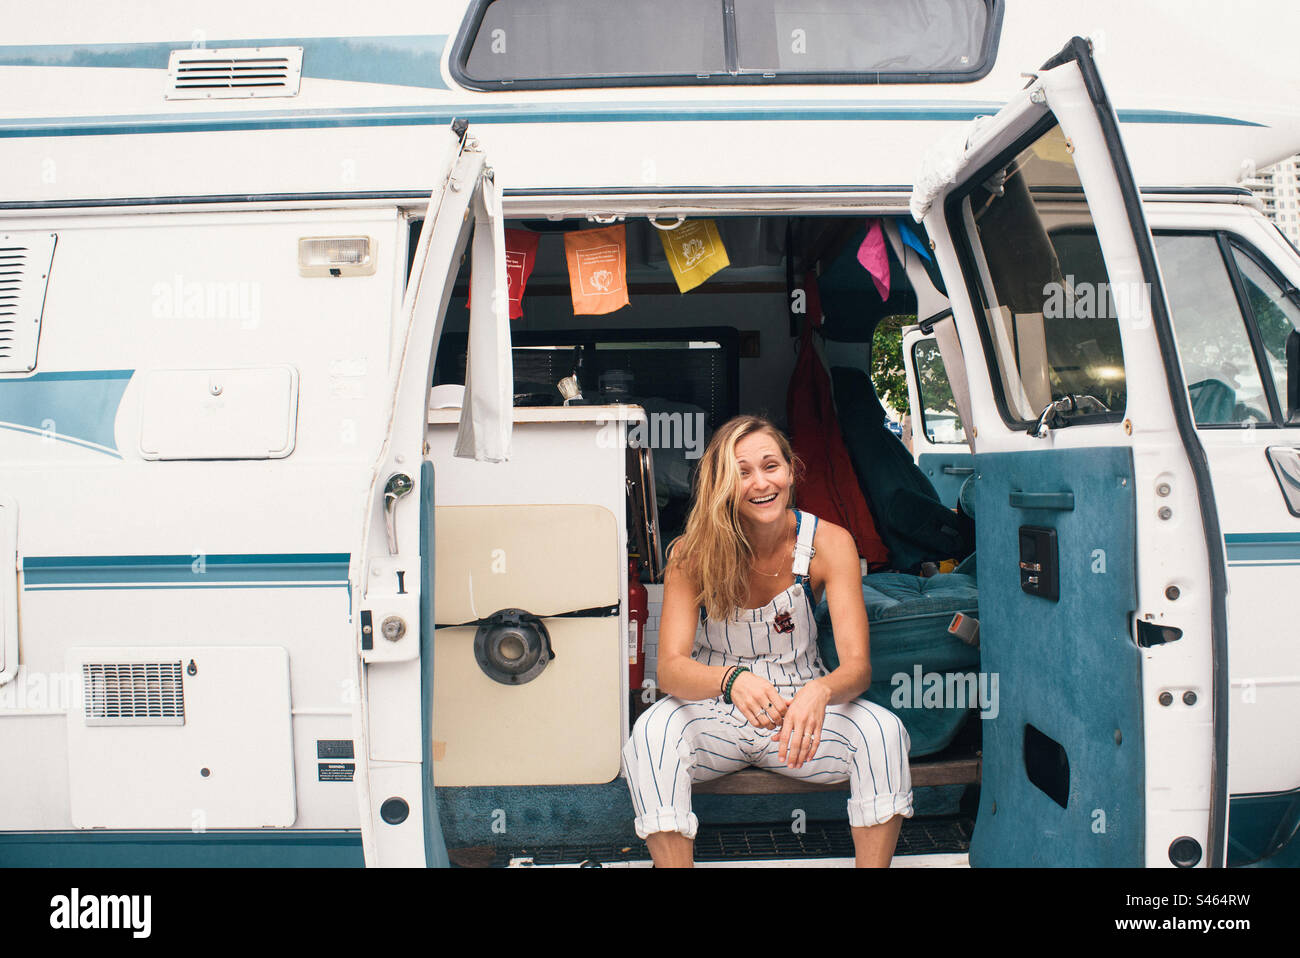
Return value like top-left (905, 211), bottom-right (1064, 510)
top-left (463, 815), bottom-right (974, 868)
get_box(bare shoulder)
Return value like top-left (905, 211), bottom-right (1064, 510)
top-left (662, 554), bottom-right (702, 599)
top-left (810, 517), bottom-right (855, 557)
top-left (808, 518), bottom-right (858, 575)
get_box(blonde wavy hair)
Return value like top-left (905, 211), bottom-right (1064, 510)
top-left (669, 415), bottom-right (803, 621)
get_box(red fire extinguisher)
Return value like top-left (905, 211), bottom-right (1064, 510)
top-left (628, 557), bottom-right (648, 691)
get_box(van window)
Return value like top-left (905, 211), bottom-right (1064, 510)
top-left (1154, 234), bottom-right (1272, 425)
top-left (912, 339), bottom-right (966, 443)
top-left (453, 0), bottom-right (1001, 88)
top-left (735, 0), bottom-right (991, 76)
top-left (953, 123), bottom-right (1128, 428)
top-left (460, 0), bottom-right (726, 84)
top-left (460, 0), bottom-right (728, 83)
top-left (1229, 245), bottom-right (1300, 419)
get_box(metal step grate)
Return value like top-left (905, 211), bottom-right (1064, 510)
top-left (485, 816), bottom-right (973, 867)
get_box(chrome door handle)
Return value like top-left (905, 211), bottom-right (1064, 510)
top-left (383, 473), bottom-right (413, 555)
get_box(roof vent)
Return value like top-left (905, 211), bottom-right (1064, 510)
top-left (82, 661), bottom-right (186, 726)
top-left (166, 46), bottom-right (303, 100)
top-left (0, 232), bottom-right (56, 374)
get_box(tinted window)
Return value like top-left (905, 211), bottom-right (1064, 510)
top-left (959, 124), bottom-right (1127, 426)
top-left (463, 0), bottom-right (726, 81)
top-left (912, 339), bottom-right (966, 443)
top-left (1155, 235), bottom-right (1271, 425)
top-left (456, 0), bottom-right (999, 86)
top-left (1230, 247), bottom-right (1300, 418)
top-left (735, 0), bottom-right (989, 75)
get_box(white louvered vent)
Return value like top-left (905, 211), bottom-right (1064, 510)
top-left (0, 232), bottom-right (56, 374)
top-left (166, 46), bottom-right (303, 100)
top-left (82, 662), bottom-right (186, 726)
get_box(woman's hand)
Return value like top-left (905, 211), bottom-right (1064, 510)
top-left (730, 671), bottom-right (789, 731)
top-left (777, 679), bottom-right (831, 769)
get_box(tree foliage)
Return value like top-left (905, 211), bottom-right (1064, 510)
top-left (871, 314), bottom-right (913, 416)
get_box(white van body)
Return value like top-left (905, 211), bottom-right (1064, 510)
top-left (1, 0), bottom-right (1297, 868)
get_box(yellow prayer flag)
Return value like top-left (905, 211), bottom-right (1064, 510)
top-left (659, 219), bottom-right (730, 293)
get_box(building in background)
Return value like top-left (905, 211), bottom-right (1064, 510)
top-left (1247, 154), bottom-right (1300, 245)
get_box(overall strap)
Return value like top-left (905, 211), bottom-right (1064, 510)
top-left (792, 510), bottom-right (818, 583)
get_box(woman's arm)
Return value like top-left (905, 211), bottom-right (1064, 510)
top-left (806, 522), bottom-right (872, 705)
top-left (653, 560), bottom-right (733, 702)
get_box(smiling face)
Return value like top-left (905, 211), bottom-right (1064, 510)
top-left (733, 429), bottom-right (793, 528)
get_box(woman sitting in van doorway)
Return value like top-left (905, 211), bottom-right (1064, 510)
top-left (623, 415), bottom-right (913, 867)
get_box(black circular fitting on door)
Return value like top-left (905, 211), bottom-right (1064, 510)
top-left (474, 609), bottom-right (554, 685)
top-left (380, 797), bottom-right (409, 825)
top-left (1168, 836), bottom-right (1202, 868)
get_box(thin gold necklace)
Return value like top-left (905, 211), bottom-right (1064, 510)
top-left (751, 533), bottom-right (794, 577)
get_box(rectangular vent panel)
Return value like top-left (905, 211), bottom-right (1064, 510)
top-left (82, 662), bottom-right (186, 726)
top-left (0, 232), bottom-right (56, 374)
top-left (166, 46), bottom-right (303, 100)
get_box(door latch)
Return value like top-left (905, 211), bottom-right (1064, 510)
top-left (383, 473), bottom-right (413, 555)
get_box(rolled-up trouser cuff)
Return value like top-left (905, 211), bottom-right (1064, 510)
top-left (634, 806), bottom-right (699, 840)
top-left (847, 791), bottom-right (915, 828)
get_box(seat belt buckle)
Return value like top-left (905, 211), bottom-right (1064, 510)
top-left (948, 612), bottom-right (980, 647)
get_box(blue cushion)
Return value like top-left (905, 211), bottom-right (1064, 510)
top-left (816, 572), bottom-right (980, 757)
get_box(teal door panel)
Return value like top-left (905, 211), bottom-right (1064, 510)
top-left (969, 446), bottom-right (1144, 866)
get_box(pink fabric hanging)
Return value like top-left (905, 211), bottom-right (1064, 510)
top-left (856, 218), bottom-right (890, 301)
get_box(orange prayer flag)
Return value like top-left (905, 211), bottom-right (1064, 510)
top-left (563, 225), bottom-right (630, 316)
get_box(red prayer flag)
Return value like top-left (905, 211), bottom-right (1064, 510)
top-left (468, 228), bottom-right (540, 320)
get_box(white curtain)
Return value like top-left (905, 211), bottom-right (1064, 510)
top-left (455, 173), bottom-right (513, 462)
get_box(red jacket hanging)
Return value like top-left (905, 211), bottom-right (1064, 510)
top-left (786, 272), bottom-right (890, 568)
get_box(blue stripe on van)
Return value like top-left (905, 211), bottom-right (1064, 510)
top-left (0, 102), bottom-right (1264, 141)
top-left (1224, 533), bottom-right (1300, 564)
top-left (22, 553), bottom-right (350, 588)
top-left (0, 35), bottom-right (448, 89)
top-left (0, 370), bottom-right (133, 455)
top-left (0, 829), bottom-right (364, 867)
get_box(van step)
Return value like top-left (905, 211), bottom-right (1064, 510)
top-left (476, 816), bottom-right (973, 867)
top-left (695, 756), bottom-right (980, 794)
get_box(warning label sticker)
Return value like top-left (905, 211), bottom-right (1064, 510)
top-left (318, 762), bottom-right (356, 782)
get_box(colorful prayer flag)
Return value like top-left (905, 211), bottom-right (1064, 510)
top-left (467, 228), bottom-right (539, 320)
top-left (563, 225), bottom-right (630, 315)
top-left (659, 219), bottom-right (730, 293)
top-left (502, 228), bottom-right (539, 319)
top-left (896, 218), bottom-right (932, 262)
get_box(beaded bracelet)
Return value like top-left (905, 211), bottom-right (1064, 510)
top-left (719, 665), bottom-right (737, 698)
top-left (723, 666), bottom-right (749, 704)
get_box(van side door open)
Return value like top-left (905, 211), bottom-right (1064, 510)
top-left (917, 38), bottom-right (1225, 866)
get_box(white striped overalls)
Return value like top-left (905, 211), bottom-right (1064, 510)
top-left (623, 510), bottom-right (914, 840)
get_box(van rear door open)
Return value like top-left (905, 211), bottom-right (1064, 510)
top-left (353, 123), bottom-right (509, 867)
top-left (917, 38), bottom-right (1225, 866)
